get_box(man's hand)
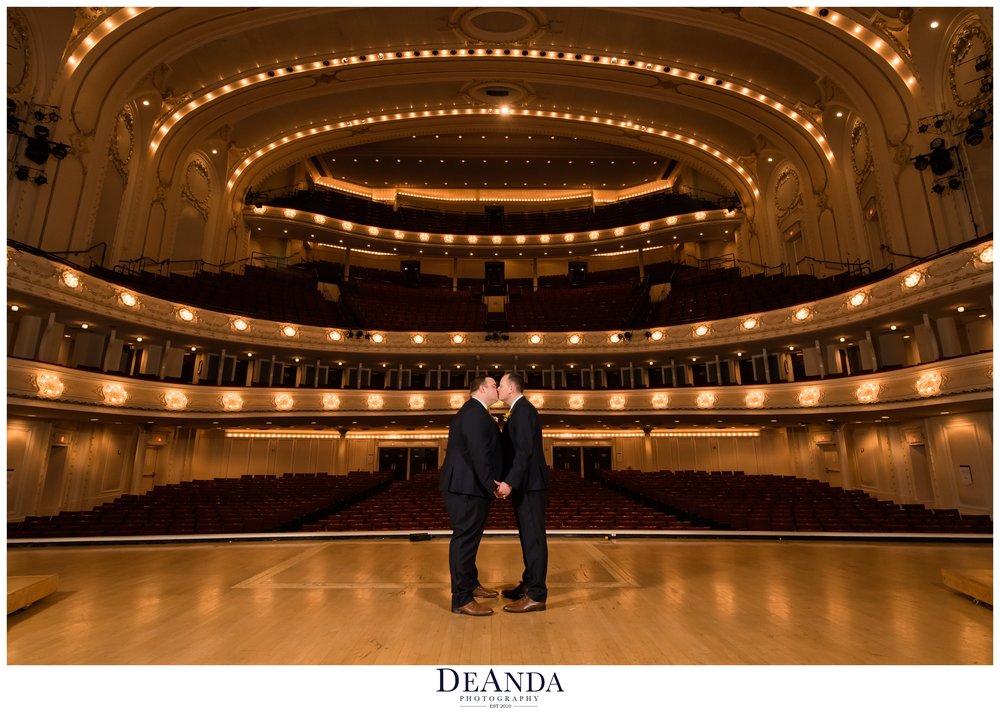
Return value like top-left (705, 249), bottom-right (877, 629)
top-left (494, 481), bottom-right (512, 499)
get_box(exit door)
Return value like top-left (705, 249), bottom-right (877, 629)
top-left (582, 447), bottom-right (612, 479)
top-left (378, 448), bottom-right (408, 479)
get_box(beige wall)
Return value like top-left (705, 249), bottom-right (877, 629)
top-left (7, 411), bottom-right (992, 520)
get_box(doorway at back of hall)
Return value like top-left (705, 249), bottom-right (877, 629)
top-left (552, 446), bottom-right (612, 478)
top-left (378, 446), bottom-right (439, 479)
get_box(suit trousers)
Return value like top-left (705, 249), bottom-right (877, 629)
top-left (512, 488), bottom-right (548, 602)
top-left (442, 491), bottom-right (491, 608)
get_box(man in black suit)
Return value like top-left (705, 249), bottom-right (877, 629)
top-left (494, 372), bottom-right (550, 613)
top-left (439, 375), bottom-right (503, 616)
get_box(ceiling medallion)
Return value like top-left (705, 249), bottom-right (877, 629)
top-left (450, 7), bottom-right (548, 44)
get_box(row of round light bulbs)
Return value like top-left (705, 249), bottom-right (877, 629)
top-left (228, 103), bottom-right (760, 198)
top-left (159, 42), bottom-right (830, 170)
top-left (34, 372), bottom-right (943, 410)
top-left (54, 261), bottom-right (972, 347)
top-left (256, 206), bottom-right (731, 245)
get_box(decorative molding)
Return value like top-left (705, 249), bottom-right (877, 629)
top-left (774, 166), bottom-right (803, 221)
top-left (949, 20), bottom-right (992, 110)
top-left (181, 158), bottom-right (212, 220)
top-left (6, 8), bottom-right (32, 96)
top-left (6, 240), bottom-right (992, 359)
top-left (851, 119), bottom-right (874, 189)
top-left (449, 7), bottom-right (549, 45)
top-left (7, 353), bottom-right (992, 418)
top-left (110, 106), bottom-right (135, 182)
top-left (868, 9), bottom-right (914, 62)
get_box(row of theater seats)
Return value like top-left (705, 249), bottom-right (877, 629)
top-left (6, 472), bottom-right (393, 538)
top-left (641, 267), bottom-right (891, 326)
top-left (8, 469), bottom-right (991, 538)
top-left (506, 281), bottom-right (644, 331)
top-left (595, 470), bottom-right (994, 534)
top-left (342, 282), bottom-right (487, 331)
top-left (269, 189), bottom-right (726, 236)
top-left (91, 255), bottom-right (891, 335)
top-left (303, 469), bottom-right (700, 531)
top-left (93, 265), bottom-right (359, 328)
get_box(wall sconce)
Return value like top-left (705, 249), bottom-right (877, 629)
top-left (798, 386), bottom-right (821, 407)
top-left (34, 372), bottom-right (65, 399)
top-left (101, 383), bottom-right (129, 406)
top-left (221, 393), bottom-right (243, 411)
top-left (855, 382), bottom-right (880, 404)
top-left (163, 390), bottom-right (189, 410)
top-left (915, 372), bottom-right (943, 397)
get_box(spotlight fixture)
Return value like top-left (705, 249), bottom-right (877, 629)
top-left (917, 124), bottom-right (929, 133)
top-left (15, 165), bottom-right (29, 180)
top-left (981, 77), bottom-right (992, 93)
top-left (913, 154), bottom-right (930, 171)
top-left (928, 144), bottom-right (953, 175)
top-left (50, 143), bottom-right (69, 160)
top-left (975, 55), bottom-right (990, 73)
top-left (33, 174), bottom-right (47, 185)
top-left (948, 176), bottom-right (961, 190)
top-left (932, 183), bottom-right (945, 194)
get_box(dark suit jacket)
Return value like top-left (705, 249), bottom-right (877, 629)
top-left (500, 396), bottom-right (550, 492)
top-left (439, 398), bottom-right (500, 497)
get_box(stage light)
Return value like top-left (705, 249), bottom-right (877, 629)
top-left (929, 137), bottom-right (944, 150)
top-left (51, 143), bottom-right (68, 159)
top-left (965, 127), bottom-right (984, 145)
top-left (929, 147), bottom-right (953, 175)
top-left (932, 183), bottom-right (945, 194)
top-left (975, 56), bottom-right (990, 73)
top-left (33, 174), bottom-right (47, 185)
top-left (25, 136), bottom-right (51, 163)
top-left (948, 176), bottom-right (961, 190)
top-left (913, 155), bottom-right (930, 171)
top-left (15, 165), bottom-right (29, 180)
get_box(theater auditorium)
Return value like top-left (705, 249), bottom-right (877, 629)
top-left (5, 4), bottom-right (993, 699)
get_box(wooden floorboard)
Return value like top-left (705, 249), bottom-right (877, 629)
top-left (6, 537), bottom-right (992, 665)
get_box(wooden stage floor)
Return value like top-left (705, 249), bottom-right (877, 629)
top-left (6, 536), bottom-right (992, 666)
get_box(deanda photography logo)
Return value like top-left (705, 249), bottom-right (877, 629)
top-left (437, 667), bottom-right (565, 708)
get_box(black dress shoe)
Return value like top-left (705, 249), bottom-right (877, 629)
top-left (501, 582), bottom-right (527, 599)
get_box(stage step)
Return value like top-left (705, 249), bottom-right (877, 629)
top-left (7, 575), bottom-right (60, 614)
top-left (941, 568), bottom-right (992, 606)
